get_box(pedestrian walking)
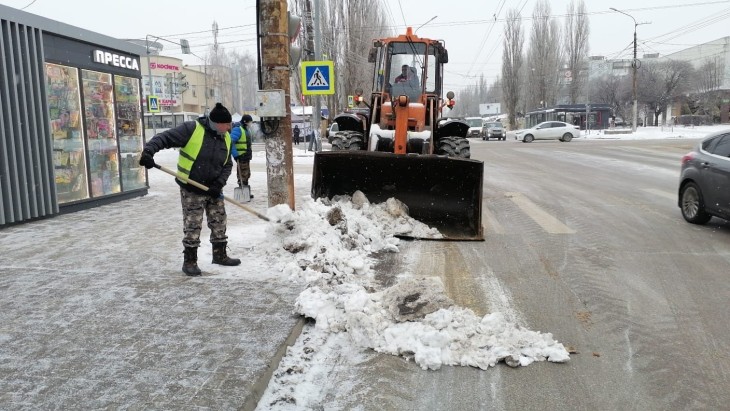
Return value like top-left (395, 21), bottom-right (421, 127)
top-left (307, 128), bottom-right (320, 152)
top-left (293, 124), bottom-right (301, 145)
top-left (139, 102), bottom-right (241, 276)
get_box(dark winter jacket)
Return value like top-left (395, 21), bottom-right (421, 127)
top-left (144, 117), bottom-right (232, 196)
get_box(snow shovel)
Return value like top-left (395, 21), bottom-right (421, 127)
top-left (233, 184), bottom-right (252, 203)
top-left (153, 164), bottom-right (270, 222)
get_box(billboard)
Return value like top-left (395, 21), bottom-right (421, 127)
top-left (479, 103), bottom-right (501, 115)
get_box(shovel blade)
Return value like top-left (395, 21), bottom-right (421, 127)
top-left (234, 185), bottom-right (251, 203)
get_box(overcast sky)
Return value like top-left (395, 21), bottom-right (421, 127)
top-left (3, 0), bottom-right (729, 90)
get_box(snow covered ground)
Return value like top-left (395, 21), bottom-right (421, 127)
top-left (3, 124), bottom-right (714, 409)
top-left (210, 124), bottom-right (726, 408)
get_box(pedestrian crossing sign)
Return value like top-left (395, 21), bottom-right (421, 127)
top-left (147, 95), bottom-right (160, 113)
top-left (301, 61), bottom-right (335, 95)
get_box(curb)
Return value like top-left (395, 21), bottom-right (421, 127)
top-left (240, 316), bottom-right (307, 410)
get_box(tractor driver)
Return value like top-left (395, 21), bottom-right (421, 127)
top-left (394, 64), bottom-right (410, 83)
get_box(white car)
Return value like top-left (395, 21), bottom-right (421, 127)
top-left (514, 121), bottom-right (580, 143)
top-left (464, 117), bottom-right (483, 138)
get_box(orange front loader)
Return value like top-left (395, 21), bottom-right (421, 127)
top-left (312, 28), bottom-right (484, 240)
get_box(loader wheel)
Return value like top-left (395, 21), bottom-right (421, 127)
top-left (436, 136), bottom-right (471, 159)
top-left (331, 131), bottom-right (365, 151)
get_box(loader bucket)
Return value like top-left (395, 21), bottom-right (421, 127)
top-left (312, 151), bottom-right (484, 240)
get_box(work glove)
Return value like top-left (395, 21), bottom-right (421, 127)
top-left (139, 149), bottom-right (156, 169)
top-left (207, 183), bottom-right (223, 199)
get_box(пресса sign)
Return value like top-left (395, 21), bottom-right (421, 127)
top-left (92, 50), bottom-right (140, 71)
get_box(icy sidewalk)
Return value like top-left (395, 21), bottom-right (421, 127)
top-left (0, 149), bottom-right (307, 409)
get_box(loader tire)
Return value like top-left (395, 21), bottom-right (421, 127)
top-left (436, 136), bottom-right (471, 159)
top-left (331, 131), bottom-right (365, 151)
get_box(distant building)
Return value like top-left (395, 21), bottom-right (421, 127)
top-left (584, 37), bottom-right (730, 123)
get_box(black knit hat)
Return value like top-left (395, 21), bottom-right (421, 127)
top-left (242, 114), bottom-right (253, 124)
top-left (208, 103), bottom-right (232, 123)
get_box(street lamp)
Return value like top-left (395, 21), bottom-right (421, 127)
top-left (610, 7), bottom-right (639, 132)
top-left (415, 16), bottom-right (437, 34)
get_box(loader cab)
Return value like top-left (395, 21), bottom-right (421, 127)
top-left (375, 42), bottom-right (442, 103)
top-left (370, 30), bottom-right (447, 133)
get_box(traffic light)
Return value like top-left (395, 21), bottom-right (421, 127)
top-left (178, 73), bottom-right (188, 92)
top-left (287, 11), bottom-right (301, 43)
top-left (180, 39), bottom-right (191, 54)
top-left (288, 11), bottom-right (302, 67)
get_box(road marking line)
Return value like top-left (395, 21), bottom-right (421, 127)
top-left (505, 192), bottom-right (576, 234)
top-left (482, 207), bottom-right (505, 234)
top-left (642, 188), bottom-right (676, 201)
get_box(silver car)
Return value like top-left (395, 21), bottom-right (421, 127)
top-left (678, 130), bottom-right (730, 224)
top-left (481, 122), bottom-right (505, 140)
top-left (514, 121), bottom-right (580, 143)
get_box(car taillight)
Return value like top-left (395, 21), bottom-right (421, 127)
top-left (681, 152), bottom-right (694, 165)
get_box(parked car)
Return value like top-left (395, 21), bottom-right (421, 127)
top-left (481, 121), bottom-right (505, 140)
top-left (678, 130), bottom-right (730, 224)
top-left (326, 122), bottom-right (339, 144)
top-left (514, 121), bottom-right (580, 143)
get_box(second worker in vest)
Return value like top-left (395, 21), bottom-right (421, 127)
top-left (138, 102), bottom-right (241, 276)
top-left (231, 114), bottom-right (253, 201)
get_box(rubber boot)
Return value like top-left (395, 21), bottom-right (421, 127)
top-left (212, 242), bottom-right (241, 266)
top-left (182, 247), bottom-right (202, 276)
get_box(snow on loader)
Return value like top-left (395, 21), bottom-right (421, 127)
top-left (312, 28), bottom-right (484, 240)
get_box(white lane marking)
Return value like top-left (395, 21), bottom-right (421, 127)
top-left (642, 188), bottom-right (676, 201)
top-left (482, 207), bottom-right (505, 234)
top-left (505, 192), bottom-right (576, 234)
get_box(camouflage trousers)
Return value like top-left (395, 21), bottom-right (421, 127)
top-left (180, 187), bottom-right (228, 248)
top-left (236, 160), bottom-right (251, 186)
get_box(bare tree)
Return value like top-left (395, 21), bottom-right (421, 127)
top-left (451, 74), bottom-right (491, 117)
top-left (300, 0), bottom-right (391, 119)
top-left (525, 1), bottom-right (562, 110)
top-left (563, 0), bottom-right (590, 104)
top-left (501, 8), bottom-right (524, 130)
top-left (588, 74), bottom-right (631, 121)
top-left (689, 57), bottom-right (725, 119)
top-left (695, 57), bottom-right (724, 93)
top-left (230, 50), bottom-right (259, 112)
top-left (638, 59), bottom-right (694, 125)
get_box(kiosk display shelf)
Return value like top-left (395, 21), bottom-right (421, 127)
top-left (46, 63), bottom-right (89, 203)
top-left (114, 75), bottom-right (145, 191)
top-left (82, 69), bottom-right (120, 197)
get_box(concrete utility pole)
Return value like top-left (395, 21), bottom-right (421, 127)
top-left (260, 0), bottom-right (295, 209)
top-left (610, 7), bottom-right (641, 133)
top-left (312, 0), bottom-right (322, 150)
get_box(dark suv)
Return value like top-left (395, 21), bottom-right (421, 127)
top-left (481, 122), bottom-right (505, 140)
top-left (678, 130), bottom-right (730, 224)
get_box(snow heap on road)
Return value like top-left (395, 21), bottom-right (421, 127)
top-left (263, 192), bottom-right (570, 371)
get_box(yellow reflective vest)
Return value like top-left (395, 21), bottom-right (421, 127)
top-left (234, 125), bottom-right (249, 155)
top-left (176, 122), bottom-right (231, 184)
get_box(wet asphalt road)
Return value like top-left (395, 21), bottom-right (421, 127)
top-left (301, 136), bottom-right (730, 410)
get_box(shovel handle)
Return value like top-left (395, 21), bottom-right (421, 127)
top-left (153, 164), bottom-right (270, 222)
